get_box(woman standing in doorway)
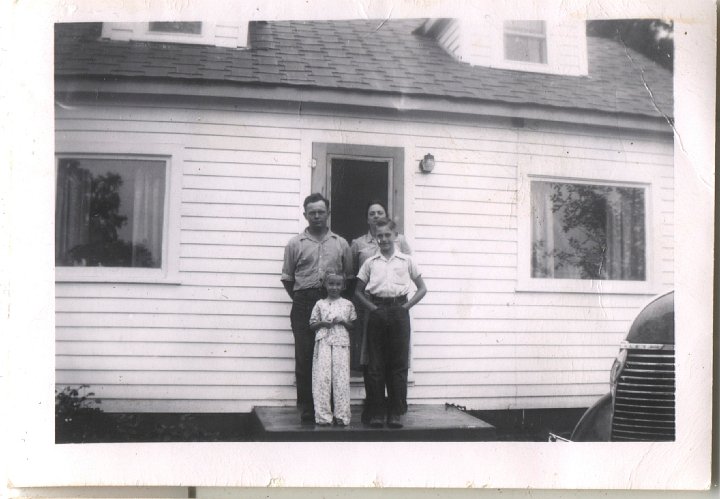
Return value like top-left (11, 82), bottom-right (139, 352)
top-left (350, 200), bottom-right (411, 422)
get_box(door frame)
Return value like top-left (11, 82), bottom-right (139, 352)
top-left (311, 143), bottom-right (405, 234)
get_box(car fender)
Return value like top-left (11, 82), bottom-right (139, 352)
top-left (570, 392), bottom-right (613, 442)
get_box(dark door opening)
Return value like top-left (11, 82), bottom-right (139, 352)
top-left (329, 157), bottom-right (390, 243)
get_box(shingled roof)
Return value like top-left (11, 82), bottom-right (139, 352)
top-left (55, 19), bottom-right (673, 119)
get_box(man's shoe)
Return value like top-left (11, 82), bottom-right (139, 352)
top-left (369, 415), bottom-right (384, 428)
top-left (387, 414), bottom-right (403, 429)
top-left (300, 410), bottom-right (315, 424)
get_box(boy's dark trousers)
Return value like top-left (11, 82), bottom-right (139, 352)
top-left (366, 302), bottom-right (411, 419)
top-left (290, 288), bottom-right (324, 418)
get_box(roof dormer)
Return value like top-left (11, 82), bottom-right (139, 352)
top-left (420, 17), bottom-right (588, 76)
top-left (101, 21), bottom-right (249, 48)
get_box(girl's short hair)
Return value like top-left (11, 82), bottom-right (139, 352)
top-left (374, 217), bottom-right (397, 231)
top-left (366, 199), bottom-right (389, 217)
top-left (324, 272), bottom-right (345, 284)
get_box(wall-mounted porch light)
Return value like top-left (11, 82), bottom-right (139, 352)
top-left (419, 153), bottom-right (435, 173)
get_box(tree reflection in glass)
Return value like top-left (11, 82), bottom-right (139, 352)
top-left (531, 181), bottom-right (645, 280)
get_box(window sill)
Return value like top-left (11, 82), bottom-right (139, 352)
top-left (55, 268), bottom-right (181, 285)
top-left (515, 278), bottom-right (658, 295)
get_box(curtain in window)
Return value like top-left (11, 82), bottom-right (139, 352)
top-left (531, 181), bottom-right (645, 280)
top-left (131, 166), bottom-right (165, 267)
top-left (55, 160), bottom-right (92, 266)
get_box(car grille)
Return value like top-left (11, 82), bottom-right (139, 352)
top-left (611, 348), bottom-right (675, 441)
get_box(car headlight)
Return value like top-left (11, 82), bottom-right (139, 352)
top-left (609, 348), bottom-right (628, 396)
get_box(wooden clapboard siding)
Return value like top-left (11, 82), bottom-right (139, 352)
top-left (55, 99), bottom-right (673, 412)
top-left (56, 326), bottom-right (292, 344)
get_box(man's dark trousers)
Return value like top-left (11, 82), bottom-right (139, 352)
top-left (366, 304), bottom-right (411, 418)
top-left (290, 288), bottom-right (324, 417)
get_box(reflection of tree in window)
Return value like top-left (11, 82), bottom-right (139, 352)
top-left (55, 158), bottom-right (165, 268)
top-left (531, 182), bottom-right (645, 280)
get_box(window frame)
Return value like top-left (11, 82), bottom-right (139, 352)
top-left (517, 157), bottom-right (662, 294)
top-left (54, 142), bottom-right (183, 284)
top-left (503, 20), bottom-right (548, 65)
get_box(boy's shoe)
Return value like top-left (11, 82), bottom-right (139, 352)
top-left (369, 415), bottom-right (384, 428)
top-left (387, 414), bottom-right (403, 429)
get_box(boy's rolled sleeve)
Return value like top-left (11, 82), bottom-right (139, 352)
top-left (408, 256), bottom-right (421, 280)
top-left (356, 259), bottom-right (371, 284)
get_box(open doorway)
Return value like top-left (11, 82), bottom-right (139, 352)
top-left (329, 157), bottom-right (390, 243)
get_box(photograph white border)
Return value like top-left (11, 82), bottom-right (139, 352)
top-left (2, 0), bottom-right (714, 491)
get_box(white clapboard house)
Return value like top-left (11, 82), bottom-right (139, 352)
top-left (54, 19), bottom-right (673, 413)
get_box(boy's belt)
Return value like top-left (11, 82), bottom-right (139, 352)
top-left (368, 294), bottom-right (407, 306)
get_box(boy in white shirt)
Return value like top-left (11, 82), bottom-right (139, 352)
top-left (355, 218), bottom-right (427, 428)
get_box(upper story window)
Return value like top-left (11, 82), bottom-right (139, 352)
top-left (56, 157), bottom-right (166, 269)
top-left (503, 20), bottom-right (547, 64)
top-left (148, 22), bottom-right (202, 35)
top-left (531, 181), bottom-right (646, 281)
top-left (100, 22), bottom-right (249, 49)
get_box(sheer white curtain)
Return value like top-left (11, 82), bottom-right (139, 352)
top-left (131, 166), bottom-right (165, 267)
top-left (55, 161), bottom-right (92, 266)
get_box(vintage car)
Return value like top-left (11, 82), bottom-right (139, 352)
top-left (569, 291), bottom-right (675, 442)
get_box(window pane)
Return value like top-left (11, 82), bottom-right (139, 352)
top-left (503, 20), bottom-right (547, 63)
top-left (55, 158), bottom-right (166, 268)
top-left (531, 181), bottom-right (646, 280)
top-left (148, 22), bottom-right (202, 34)
top-left (504, 35), bottom-right (547, 63)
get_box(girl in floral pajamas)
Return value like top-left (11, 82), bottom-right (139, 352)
top-left (309, 273), bottom-right (357, 425)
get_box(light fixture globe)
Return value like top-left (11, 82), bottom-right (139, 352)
top-left (419, 153), bottom-right (435, 173)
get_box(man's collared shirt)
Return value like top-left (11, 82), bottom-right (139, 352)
top-left (350, 231), bottom-right (411, 273)
top-left (356, 251), bottom-right (421, 298)
top-left (282, 228), bottom-right (353, 291)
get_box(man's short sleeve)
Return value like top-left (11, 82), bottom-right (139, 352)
top-left (281, 238), bottom-right (297, 282)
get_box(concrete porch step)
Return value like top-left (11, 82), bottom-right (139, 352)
top-left (251, 404), bottom-right (496, 441)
